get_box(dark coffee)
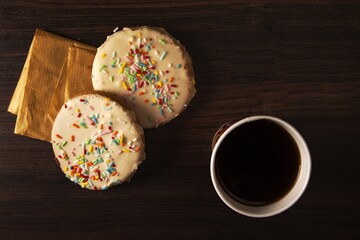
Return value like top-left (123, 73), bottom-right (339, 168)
top-left (215, 119), bottom-right (300, 206)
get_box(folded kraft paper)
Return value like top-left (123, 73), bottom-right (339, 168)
top-left (8, 29), bottom-right (96, 141)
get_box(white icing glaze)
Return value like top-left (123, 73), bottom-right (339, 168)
top-left (92, 27), bottom-right (196, 128)
top-left (51, 94), bottom-right (145, 190)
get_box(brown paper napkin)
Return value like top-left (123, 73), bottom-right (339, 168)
top-left (7, 40), bottom-right (33, 116)
top-left (8, 29), bottom-right (96, 142)
top-left (48, 46), bottom-right (96, 125)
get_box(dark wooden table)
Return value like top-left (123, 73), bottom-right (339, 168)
top-left (1, 1), bottom-right (359, 239)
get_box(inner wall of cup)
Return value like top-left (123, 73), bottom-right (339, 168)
top-left (210, 116), bottom-right (311, 217)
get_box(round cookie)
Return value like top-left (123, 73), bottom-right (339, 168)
top-left (92, 26), bottom-right (196, 128)
top-left (51, 93), bottom-right (145, 190)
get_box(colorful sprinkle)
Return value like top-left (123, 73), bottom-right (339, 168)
top-left (105, 105), bottom-right (113, 111)
top-left (159, 39), bottom-right (167, 44)
top-left (100, 129), bottom-right (113, 136)
top-left (56, 134), bottom-right (63, 139)
top-left (113, 138), bottom-right (120, 146)
top-left (61, 141), bottom-right (68, 147)
top-left (121, 81), bottom-right (128, 90)
top-left (119, 134), bottom-right (124, 146)
top-left (99, 65), bottom-right (107, 71)
top-left (160, 51), bottom-right (167, 60)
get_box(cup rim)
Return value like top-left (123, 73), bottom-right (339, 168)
top-left (210, 115), bottom-right (311, 217)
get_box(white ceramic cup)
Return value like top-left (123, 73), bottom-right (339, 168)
top-left (210, 115), bottom-right (311, 218)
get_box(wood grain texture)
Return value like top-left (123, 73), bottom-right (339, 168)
top-left (0, 1), bottom-right (359, 239)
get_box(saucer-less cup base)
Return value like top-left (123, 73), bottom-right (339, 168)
top-left (210, 116), bottom-right (311, 217)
